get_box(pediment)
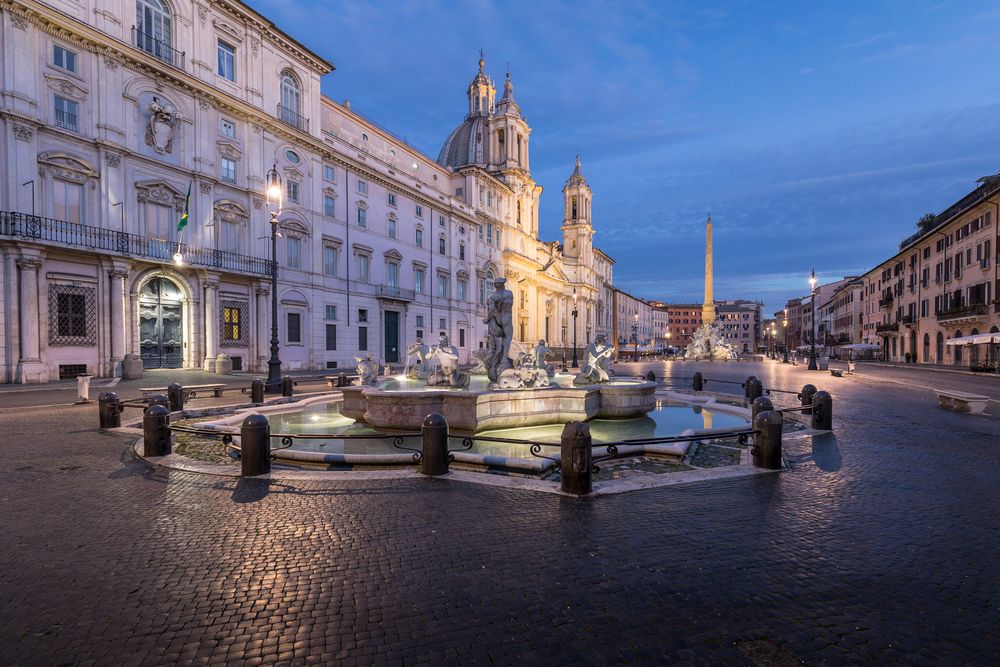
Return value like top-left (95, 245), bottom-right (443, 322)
top-left (214, 199), bottom-right (249, 222)
top-left (216, 139), bottom-right (242, 159)
top-left (383, 249), bottom-right (403, 261)
top-left (38, 151), bottom-right (97, 179)
top-left (44, 73), bottom-right (88, 100)
top-left (213, 19), bottom-right (244, 41)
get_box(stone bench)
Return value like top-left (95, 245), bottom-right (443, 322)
top-left (139, 383), bottom-right (226, 398)
top-left (936, 389), bottom-right (990, 415)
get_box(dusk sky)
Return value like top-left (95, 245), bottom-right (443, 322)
top-left (248, 0), bottom-right (1000, 315)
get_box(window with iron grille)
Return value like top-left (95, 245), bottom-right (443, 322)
top-left (49, 285), bottom-right (96, 346)
top-left (220, 300), bottom-right (248, 346)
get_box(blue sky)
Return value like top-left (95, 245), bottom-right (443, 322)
top-left (248, 0), bottom-right (1000, 315)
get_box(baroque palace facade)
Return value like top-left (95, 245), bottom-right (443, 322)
top-left (0, 0), bottom-right (614, 383)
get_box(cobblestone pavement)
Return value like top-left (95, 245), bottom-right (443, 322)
top-left (1, 361), bottom-right (998, 665)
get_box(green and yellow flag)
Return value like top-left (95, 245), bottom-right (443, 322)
top-left (177, 182), bottom-right (191, 232)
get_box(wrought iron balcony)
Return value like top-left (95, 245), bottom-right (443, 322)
top-left (875, 322), bottom-right (899, 334)
top-left (54, 108), bottom-right (78, 132)
top-left (878, 295), bottom-right (894, 308)
top-left (277, 104), bottom-right (309, 132)
top-left (936, 303), bottom-right (988, 323)
top-left (900, 315), bottom-right (915, 325)
top-left (0, 211), bottom-right (272, 276)
top-left (375, 284), bottom-right (415, 301)
top-left (132, 27), bottom-right (185, 69)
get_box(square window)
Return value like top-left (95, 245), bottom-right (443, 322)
top-left (324, 164), bottom-right (336, 181)
top-left (217, 40), bottom-right (235, 81)
top-left (415, 205), bottom-right (423, 218)
top-left (357, 179), bottom-right (367, 194)
top-left (54, 95), bottom-right (79, 132)
top-left (416, 315), bottom-right (425, 327)
top-left (325, 305), bottom-right (338, 320)
top-left (324, 195), bottom-right (336, 217)
top-left (220, 157), bottom-right (237, 183)
top-left (287, 312), bottom-right (301, 343)
top-left (220, 119), bottom-right (236, 138)
top-left (439, 318), bottom-right (446, 331)
top-left (358, 308), bottom-right (368, 323)
top-left (53, 44), bottom-right (77, 73)
top-left (222, 305), bottom-right (243, 342)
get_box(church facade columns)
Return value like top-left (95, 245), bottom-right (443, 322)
top-left (15, 252), bottom-right (46, 383)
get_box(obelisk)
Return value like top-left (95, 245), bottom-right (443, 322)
top-left (701, 213), bottom-right (715, 325)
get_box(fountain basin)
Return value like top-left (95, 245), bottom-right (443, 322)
top-left (341, 380), bottom-right (657, 433)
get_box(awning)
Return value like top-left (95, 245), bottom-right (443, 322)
top-left (945, 334), bottom-right (1000, 346)
top-left (839, 343), bottom-right (881, 351)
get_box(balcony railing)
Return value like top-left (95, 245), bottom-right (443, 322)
top-left (900, 315), bottom-right (915, 325)
top-left (875, 323), bottom-right (899, 334)
top-left (132, 27), bottom-right (185, 69)
top-left (1, 211), bottom-right (272, 276)
top-left (878, 295), bottom-right (894, 308)
top-left (936, 303), bottom-right (988, 322)
top-left (54, 108), bottom-right (78, 132)
top-left (375, 284), bottom-right (415, 301)
top-left (277, 104), bottom-right (309, 132)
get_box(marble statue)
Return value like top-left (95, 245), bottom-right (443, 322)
top-left (497, 351), bottom-right (551, 390)
top-left (354, 353), bottom-right (380, 385)
top-left (573, 334), bottom-right (615, 385)
top-left (483, 277), bottom-right (514, 382)
top-left (405, 338), bottom-right (430, 379)
top-left (426, 333), bottom-right (470, 388)
top-left (532, 339), bottom-right (556, 377)
top-left (145, 96), bottom-right (180, 155)
top-left (684, 323), bottom-right (737, 361)
top-left (469, 339), bottom-right (492, 375)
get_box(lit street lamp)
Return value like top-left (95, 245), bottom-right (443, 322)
top-left (265, 164), bottom-right (284, 392)
top-left (782, 309), bottom-right (789, 363)
top-left (571, 288), bottom-right (579, 368)
top-left (666, 330), bottom-right (672, 358)
top-left (632, 312), bottom-right (639, 363)
top-left (808, 269), bottom-right (818, 371)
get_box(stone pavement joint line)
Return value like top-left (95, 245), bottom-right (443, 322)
top-left (0, 361), bottom-right (998, 665)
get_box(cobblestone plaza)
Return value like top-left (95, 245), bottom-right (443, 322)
top-left (0, 360), bottom-right (997, 665)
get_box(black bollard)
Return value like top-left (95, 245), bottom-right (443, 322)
top-left (751, 410), bottom-right (783, 470)
top-left (142, 404), bottom-right (172, 457)
top-left (744, 376), bottom-right (758, 401)
top-left (167, 383), bottom-right (184, 412)
top-left (811, 390), bottom-right (833, 430)
top-left (751, 396), bottom-right (774, 423)
top-left (147, 393), bottom-right (169, 410)
top-left (560, 421), bottom-right (593, 495)
top-left (799, 384), bottom-right (817, 415)
top-left (240, 413), bottom-right (271, 476)
top-left (98, 392), bottom-right (121, 428)
top-left (746, 377), bottom-right (763, 403)
top-left (281, 376), bottom-right (294, 397)
top-left (420, 413), bottom-right (449, 476)
top-left (693, 372), bottom-right (704, 392)
top-left (250, 378), bottom-right (265, 404)
top-left (645, 371), bottom-right (656, 382)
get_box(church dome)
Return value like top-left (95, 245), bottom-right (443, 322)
top-left (437, 114), bottom-right (489, 169)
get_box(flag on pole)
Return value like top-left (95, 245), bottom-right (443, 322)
top-left (177, 182), bottom-right (191, 232)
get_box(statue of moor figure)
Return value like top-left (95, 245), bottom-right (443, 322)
top-left (483, 277), bottom-right (514, 382)
top-left (574, 334), bottom-right (615, 386)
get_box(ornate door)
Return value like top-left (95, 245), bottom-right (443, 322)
top-left (139, 277), bottom-right (183, 368)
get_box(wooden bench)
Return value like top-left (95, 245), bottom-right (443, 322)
top-left (935, 389), bottom-right (990, 415)
top-left (139, 383), bottom-right (226, 398)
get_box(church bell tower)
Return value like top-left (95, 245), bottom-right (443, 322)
top-left (561, 155), bottom-right (593, 261)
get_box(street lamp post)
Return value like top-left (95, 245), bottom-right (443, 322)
top-left (666, 330), bottom-right (672, 358)
top-left (265, 164), bottom-right (283, 392)
top-left (571, 288), bottom-right (579, 368)
top-left (769, 324), bottom-right (776, 359)
top-left (808, 269), bottom-right (818, 371)
top-left (782, 309), bottom-right (789, 363)
top-left (632, 312), bottom-right (639, 363)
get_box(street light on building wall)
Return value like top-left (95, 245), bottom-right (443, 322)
top-left (808, 269), bottom-right (818, 370)
top-left (571, 288), bottom-right (579, 368)
top-left (265, 164), bottom-right (284, 393)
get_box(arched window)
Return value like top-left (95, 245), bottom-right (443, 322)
top-left (923, 333), bottom-right (930, 363)
top-left (954, 331), bottom-right (963, 364)
top-left (936, 331), bottom-right (944, 362)
top-left (280, 70), bottom-right (302, 128)
top-left (136, 0), bottom-right (173, 62)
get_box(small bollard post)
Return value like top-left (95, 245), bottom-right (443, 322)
top-left (76, 374), bottom-right (93, 404)
top-left (240, 414), bottom-right (271, 476)
top-left (281, 376), bottom-right (294, 397)
top-left (746, 377), bottom-right (763, 403)
top-left (420, 413), bottom-right (449, 476)
top-left (147, 393), bottom-right (169, 410)
top-left (751, 396), bottom-right (774, 423)
top-left (338, 372), bottom-right (348, 388)
top-left (250, 378), bottom-right (265, 404)
top-left (98, 392), bottom-right (121, 428)
top-left (560, 421), bottom-right (593, 495)
top-left (752, 410), bottom-right (783, 470)
top-left (799, 384), bottom-right (817, 415)
top-left (693, 372), bottom-right (704, 392)
top-left (167, 383), bottom-right (184, 412)
top-left (142, 404), bottom-right (172, 457)
top-left (743, 376), bottom-right (758, 400)
top-left (811, 390), bottom-right (833, 430)
top-left (645, 371), bottom-right (656, 382)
